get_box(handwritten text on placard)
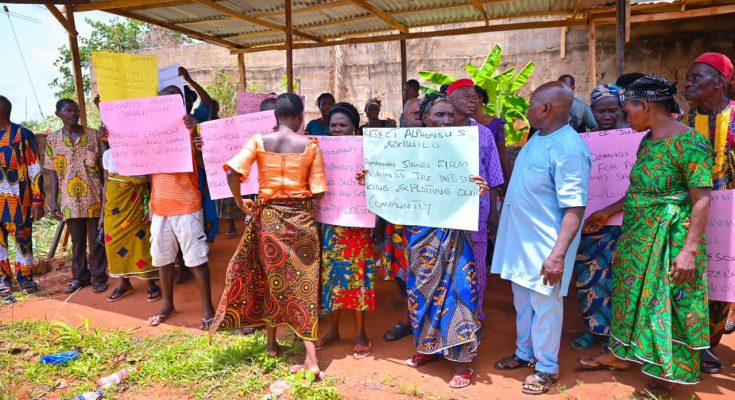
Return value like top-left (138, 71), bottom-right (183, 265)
top-left (100, 95), bottom-right (192, 175)
top-left (580, 129), bottom-right (645, 225)
top-left (311, 136), bottom-right (375, 228)
top-left (199, 111), bottom-right (277, 199)
top-left (92, 51), bottom-right (158, 102)
top-left (363, 127), bottom-right (479, 231)
top-left (706, 189), bottom-right (735, 302)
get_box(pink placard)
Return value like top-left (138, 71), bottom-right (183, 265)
top-left (100, 95), bottom-right (193, 175)
top-left (312, 136), bottom-right (375, 228)
top-left (199, 111), bottom-right (277, 200)
top-left (706, 189), bottom-right (735, 302)
top-left (581, 129), bottom-right (645, 225)
top-left (236, 91), bottom-right (276, 115)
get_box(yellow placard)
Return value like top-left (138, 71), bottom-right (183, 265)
top-left (91, 51), bottom-right (158, 102)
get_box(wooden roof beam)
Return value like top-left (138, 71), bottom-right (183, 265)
top-left (45, 4), bottom-right (78, 36)
top-left (74, 0), bottom-right (182, 12)
top-left (191, 0), bottom-right (325, 42)
top-left (470, 0), bottom-right (490, 25)
top-left (107, 9), bottom-right (242, 49)
top-left (593, 3), bottom-right (735, 24)
top-left (346, 0), bottom-right (408, 33)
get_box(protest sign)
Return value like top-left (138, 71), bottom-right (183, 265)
top-left (199, 111), bottom-right (277, 199)
top-left (580, 129), bottom-right (645, 225)
top-left (312, 136), bottom-right (375, 228)
top-left (236, 91), bottom-right (276, 115)
top-left (158, 64), bottom-right (185, 95)
top-left (100, 95), bottom-right (192, 175)
top-left (91, 51), bottom-right (158, 101)
top-left (363, 127), bottom-right (479, 231)
top-left (706, 189), bottom-right (735, 302)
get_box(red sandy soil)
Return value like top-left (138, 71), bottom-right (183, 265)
top-left (2, 229), bottom-right (734, 400)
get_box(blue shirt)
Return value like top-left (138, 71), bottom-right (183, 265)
top-left (305, 119), bottom-right (329, 136)
top-left (490, 124), bottom-right (591, 296)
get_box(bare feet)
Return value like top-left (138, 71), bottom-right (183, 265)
top-left (267, 341), bottom-right (280, 358)
top-left (315, 330), bottom-right (340, 350)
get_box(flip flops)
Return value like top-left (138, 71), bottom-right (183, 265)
top-left (449, 368), bottom-right (474, 389)
top-left (352, 343), bottom-right (372, 359)
top-left (494, 354), bottom-right (534, 370)
top-left (406, 353), bottom-right (441, 368)
top-left (106, 286), bottom-right (133, 302)
top-left (521, 371), bottom-right (558, 395)
top-left (147, 311), bottom-right (175, 326)
top-left (383, 322), bottom-right (412, 342)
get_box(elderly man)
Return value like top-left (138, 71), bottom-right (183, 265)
top-left (683, 51), bottom-right (735, 375)
top-left (448, 78), bottom-right (505, 322)
top-left (491, 82), bottom-right (590, 395)
top-left (0, 96), bottom-right (44, 301)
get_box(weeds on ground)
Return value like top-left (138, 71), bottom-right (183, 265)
top-left (0, 319), bottom-right (340, 399)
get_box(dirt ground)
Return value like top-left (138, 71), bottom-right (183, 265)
top-left (2, 228), bottom-right (735, 400)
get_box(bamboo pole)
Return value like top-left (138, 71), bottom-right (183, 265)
top-left (65, 8), bottom-right (87, 126)
top-left (285, 0), bottom-right (294, 93)
top-left (400, 40), bottom-right (407, 102)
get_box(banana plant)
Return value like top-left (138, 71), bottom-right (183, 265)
top-left (419, 44), bottom-right (534, 144)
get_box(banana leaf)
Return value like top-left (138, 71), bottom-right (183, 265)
top-left (510, 62), bottom-right (535, 93)
top-left (418, 70), bottom-right (457, 86)
top-left (480, 44), bottom-right (502, 76)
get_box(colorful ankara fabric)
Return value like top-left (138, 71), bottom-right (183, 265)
top-left (44, 128), bottom-right (104, 220)
top-left (0, 124), bottom-right (43, 223)
top-left (0, 220), bottom-right (33, 285)
top-left (406, 226), bottom-right (480, 363)
top-left (380, 222), bottom-right (408, 281)
top-left (609, 130), bottom-right (712, 384)
top-left (211, 199), bottom-right (320, 339)
top-left (216, 198), bottom-right (244, 220)
top-left (321, 224), bottom-right (376, 313)
top-left (683, 101), bottom-right (735, 347)
top-left (574, 226), bottom-right (621, 336)
top-left (590, 84), bottom-right (623, 106)
top-left (103, 174), bottom-right (157, 280)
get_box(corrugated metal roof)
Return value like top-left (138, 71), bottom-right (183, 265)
top-left (75, 0), bottom-right (722, 51)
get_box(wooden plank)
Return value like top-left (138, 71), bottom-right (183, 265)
top-left (74, 0), bottom-right (182, 12)
top-left (232, 17), bottom-right (587, 53)
top-left (107, 9), bottom-right (241, 48)
top-left (45, 4), bottom-right (78, 36)
top-left (192, 0), bottom-right (324, 42)
top-left (625, 0), bottom-right (631, 43)
top-left (66, 8), bottom-right (87, 126)
top-left (588, 21), bottom-right (596, 93)
top-left (346, 0), bottom-right (408, 33)
top-left (594, 4), bottom-right (735, 24)
top-left (615, 0), bottom-right (625, 77)
top-left (572, 0), bottom-right (586, 19)
top-left (285, 0), bottom-right (294, 93)
top-left (237, 54), bottom-right (246, 91)
top-left (560, 27), bottom-right (567, 59)
top-left (400, 39), bottom-right (407, 101)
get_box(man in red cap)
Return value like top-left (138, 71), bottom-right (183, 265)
top-left (683, 51), bottom-right (734, 375)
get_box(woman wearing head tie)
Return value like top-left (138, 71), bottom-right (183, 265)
top-left (578, 76), bottom-right (712, 398)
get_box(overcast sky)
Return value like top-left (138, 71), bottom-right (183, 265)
top-left (0, 4), bottom-right (111, 122)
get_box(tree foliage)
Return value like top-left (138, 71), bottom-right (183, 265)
top-left (205, 69), bottom-right (239, 118)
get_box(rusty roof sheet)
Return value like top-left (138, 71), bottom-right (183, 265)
top-left (73, 0), bottom-right (723, 51)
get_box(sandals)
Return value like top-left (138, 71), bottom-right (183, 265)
top-left (449, 368), bottom-right (474, 389)
top-left (725, 319), bottom-right (735, 335)
top-left (92, 281), bottom-right (108, 294)
top-left (147, 311), bottom-right (175, 326)
top-left (20, 280), bottom-right (39, 294)
top-left (571, 331), bottom-right (599, 351)
top-left (146, 286), bottom-right (162, 302)
top-left (701, 348), bottom-right (722, 374)
top-left (406, 353), bottom-right (441, 368)
top-left (521, 371), bottom-right (558, 395)
top-left (494, 354), bottom-right (534, 370)
top-left (352, 343), bottom-right (372, 359)
top-left (383, 322), bottom-right (412, 342)
top-left (63, 280), bottom-right (89, 293)
top-left (107, 286), bottom-right (133, 302)
top-left (200, 318), bottom-right (214, 330)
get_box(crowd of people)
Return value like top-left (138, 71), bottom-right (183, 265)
top-left (0, 52), bottom-right (734, 396)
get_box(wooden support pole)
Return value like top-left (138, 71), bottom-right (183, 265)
top-left (560, 27), bottom-right (567, 59)
top-left (588, 21), bottom-right (597, 93)
top-left (285, 0), bottom-right (294, 93)
top-left (45, 4), bottom-right (77, 36)
top-left (237, 54), bottom-right (246, 91)
top-left (66, 8), bottom-right (87, 126)
top-left (615, 0), bottom-right (626, 77)
top-left (625, 0), bottom-right (631, 43)
top-left (400, 40), bottom-right (407, 102)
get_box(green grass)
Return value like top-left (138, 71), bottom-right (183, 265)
top-left (0, 319), bottom-right (340, 400)
top-left (5, 216), bottom-right (61, 261)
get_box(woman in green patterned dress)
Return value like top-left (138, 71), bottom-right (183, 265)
top-left (578, 75), bottom-right (712, 398)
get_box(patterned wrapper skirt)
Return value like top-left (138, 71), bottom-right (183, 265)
top-left (406, 226), bottom-right (481, 363)
top-left (210, 199), bottom-right (320, 340)
top-left (321, 224), bottom-right (376, 313)
top-left (380, 223), bottom-right (408, 281)
top-left (103, 174), bottom-right (157, 280)
top-left (573, 225), bottom-right (621, 336)
top-left (216, 198), bottom-right (245, 220)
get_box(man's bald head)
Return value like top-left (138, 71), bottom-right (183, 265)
top-left (528, 82), bottom-right (574, 134)
top-left (402, 98), bottom-right (422, 127)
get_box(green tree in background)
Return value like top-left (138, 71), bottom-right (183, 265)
top-left (206, 69), bottom-right (239, 118)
